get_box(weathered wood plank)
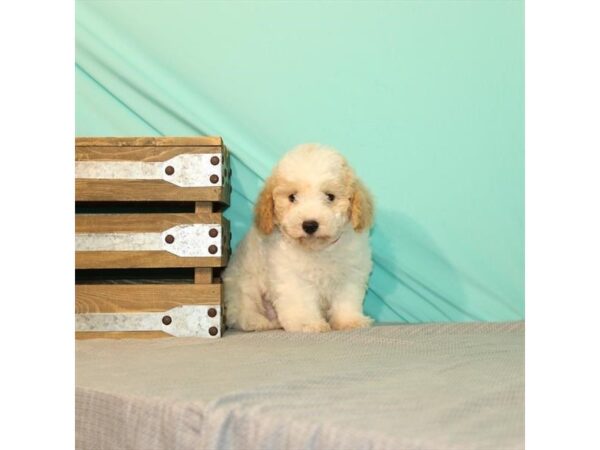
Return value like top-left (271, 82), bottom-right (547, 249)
top-left (75, 180), bottom-right (229, 203)
top-left (75, 252), bottom-right (227, 269)
top-left (76, 213), bottom-right (225, 232)
top-left (75, 331), bottom-right (170, 339)
top-left (75, 284), bottom-right (222, 313)
top-left (75, 145), bottom-right (222, 161)
top-left (75, 136), bottom-right (222, 147)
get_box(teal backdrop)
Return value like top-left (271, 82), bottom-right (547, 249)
top-left (76, 1), bottom-right (524, 323)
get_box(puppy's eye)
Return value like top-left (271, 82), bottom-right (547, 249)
top-left (326, 193), bottom-right (335, 202)
top-left (288, 194), bottom-right (296, 203)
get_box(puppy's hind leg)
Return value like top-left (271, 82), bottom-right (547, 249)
top-left (234, 296), bottom-right (281, 332)
top-left (224, 281), bottom-right (280, 331)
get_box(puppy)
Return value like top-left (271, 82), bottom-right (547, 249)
top-left (222, 143), bottom-right (374, 332)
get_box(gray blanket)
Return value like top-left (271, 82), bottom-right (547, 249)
top-left (76, 322), bottom-right (524, 450)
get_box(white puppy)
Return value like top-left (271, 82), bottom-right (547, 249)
top-left (222, 143), bottom-right (374, 332)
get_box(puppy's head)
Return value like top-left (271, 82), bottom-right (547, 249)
top-left (255, 144), bottom-right (373, 249)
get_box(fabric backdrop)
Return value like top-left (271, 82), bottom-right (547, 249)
top-left (75, 0), bottom-right (524, 323)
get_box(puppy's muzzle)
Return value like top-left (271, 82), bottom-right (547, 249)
top-left (302, 220), bottom-right (319, 235)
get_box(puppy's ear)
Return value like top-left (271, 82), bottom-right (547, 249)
top-left (350, 179), bottom-right (374, 232)
top-left (254, 176), bottom-right (276, 234)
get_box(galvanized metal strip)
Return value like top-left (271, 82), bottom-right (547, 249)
top-left (76, 305), bottom-right (221, 338)
top-left (162, 224), bottom-right (222, 257)
top-left (75, 153), bottom-right (222, 187)
top-left (76, 224), bottom-right (222, 257)
top-left (76, 232), bottom-right (160, 252)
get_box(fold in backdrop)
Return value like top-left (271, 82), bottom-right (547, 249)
top-left (75, 1), bottom-right (524, 323)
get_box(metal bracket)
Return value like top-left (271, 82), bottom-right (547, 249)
top-left (75, 153), bottom-right (223, 187)
top-left (76, 305), bottom-right (221, 338)
top-left (76, 224), bottom-right (222, 257)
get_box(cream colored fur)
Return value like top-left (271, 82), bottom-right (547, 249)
top-left (222, 144), bottom-right (374, 332)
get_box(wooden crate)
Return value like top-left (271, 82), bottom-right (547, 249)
top-left (75, 137), bottom-right (231, 339)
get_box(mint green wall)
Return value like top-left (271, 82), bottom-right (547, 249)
top-left (76, 1), bottom-right (524, 322)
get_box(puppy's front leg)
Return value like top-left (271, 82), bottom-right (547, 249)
top-left (328, 281), bottom-right (373, 330)
top-left (273, 279), bottom-right (330, 333)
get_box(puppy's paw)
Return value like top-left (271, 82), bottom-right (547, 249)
top-left (283, 320), bottom-right (331, 333)
top-left (330, 314), bottom-right (373, 331)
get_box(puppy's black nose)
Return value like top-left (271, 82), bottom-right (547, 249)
top-left (302, 220), bottom-right (319, 235)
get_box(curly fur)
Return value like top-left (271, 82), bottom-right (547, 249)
top-left (222, 143), bottom-right (374, 332)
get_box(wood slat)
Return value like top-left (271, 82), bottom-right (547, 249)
top-left (75, 252), bottom-right (227, 269)
top-left (76, 213), bottom-right (224, 232)
top-left (75, 283), bottom-right (222, 313)
top-left (75, 331), bottom-right (170, 339)
top-left (76, 136), bottom-right (222, 147)
top-left (75, 145), bottom-right (222, 161)
top-left (76, 180), bottom-right (229, 203)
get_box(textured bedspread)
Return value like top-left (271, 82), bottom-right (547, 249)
top-left (76, 323), bottom-right (524, 450)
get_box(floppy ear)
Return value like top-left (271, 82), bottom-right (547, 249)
top-left (254, 176), bottom-right (276, 234)
top-left (350, 179), bottom-right (374, 232)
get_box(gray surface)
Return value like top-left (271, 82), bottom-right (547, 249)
top-left (76, 323), bottom-right (524, 450)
